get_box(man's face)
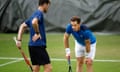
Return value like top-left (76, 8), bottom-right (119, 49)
top-left (71, 21), bottom-right (80, 31)
top-left (43, 3), bottom-right (50, 13)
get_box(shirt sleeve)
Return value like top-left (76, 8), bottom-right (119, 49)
top-left (65, 24), bottom-right (72, 35)
top-left (34, 12), bottom-right (42, 24)
top-left (35, 14), bottom-right (42, 21)
top-left (25, 18), bottom-right (30, 27)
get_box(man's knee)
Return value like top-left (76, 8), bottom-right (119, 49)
top-left (85, 59), bottom-right (93, 66)
top-left (48, 65), bottom-right (52, 71)
top-left (77, 57), bottom-right (84, 66)
top-left (77, 60), bottom-right (84, 67)
top-left (32, 65), bottom-right (40, 72)
top-left (44, 64), bottom-right (52, 72)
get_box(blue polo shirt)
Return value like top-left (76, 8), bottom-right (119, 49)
top-left (65, 24), bottom-right (96, 46)
top-left (25, 10), bottom-right (46, 46)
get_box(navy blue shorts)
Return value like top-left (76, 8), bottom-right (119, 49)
top-left (29, 46), bottom-right (51, 65)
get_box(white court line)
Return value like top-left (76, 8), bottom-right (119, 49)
top-left (0, 57), bottom-right (120, 67)
top-left (0, 57), bottom-right (120, 62)
top-left (0, 57), bottom-right (23, 60)
top-left (0, 58), bottom-right (23, 67)
top-left (51, 58), bottom-right (120, 62)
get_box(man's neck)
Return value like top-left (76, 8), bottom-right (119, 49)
top-left (38, 6), bottom-right (44, 12)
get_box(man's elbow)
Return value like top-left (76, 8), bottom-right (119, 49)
top-left (20, 23), bottom-right (27, 29)
top-left (63, 34), bottom-right (67, 40)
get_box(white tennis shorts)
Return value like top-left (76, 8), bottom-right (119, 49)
top-left (75, 40), bottom-right (96, 60)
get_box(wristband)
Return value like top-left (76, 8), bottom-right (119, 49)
top-left (35, 32), bottom-right (39, 35)
top-left (65, 48), bottom-right (70, 56)
top-left (17, 39), bottom-right (22, 41)
top-left (16, 40), bottom-right (21, 44)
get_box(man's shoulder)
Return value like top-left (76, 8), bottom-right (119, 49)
top-left (32, 10), bottom-right (43, 16)
top-left (80, 24), bottom-right (88, 31)
top-left (66, 24), bottom-right (72, 29)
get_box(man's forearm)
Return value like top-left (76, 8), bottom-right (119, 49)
top-left (64, 33), bottom-right (70, 48)
top-left (32, 18), bottom-right (40, 34)
top-left (64, 33), bottom-right (71, 56)
top-left (64, 39), bottom-right (69, 48)
top-left (32, 23), bottom-right (39, 33)
top-left (17, 23), bottom-right (27, 41)
top-left (85, 39), bottom-right (90, 53)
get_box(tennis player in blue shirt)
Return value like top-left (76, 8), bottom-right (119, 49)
top-left (16, 0), bottom-right (52, 72)
top-left (64, 16), bottom-right (96, 72)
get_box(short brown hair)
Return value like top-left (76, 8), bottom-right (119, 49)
top-left (39, 0), bottom-right (50, 6)
top-left (70, 16), bottom-right (81, 24)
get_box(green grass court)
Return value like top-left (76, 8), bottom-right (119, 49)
top-left (0, 33), bottom-right (120, 72)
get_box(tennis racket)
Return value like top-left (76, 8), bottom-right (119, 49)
top-left (13, 37), bottom-right (33, 72)
top-left (67, 56), bottom-right (72, 72)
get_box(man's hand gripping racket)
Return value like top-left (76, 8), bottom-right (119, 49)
top-left (13, 37), bottom-right (33, 72)
top-left (65, 48), bottom-right (72, 72)
top-left (67, 56), bottom-right (72, 72)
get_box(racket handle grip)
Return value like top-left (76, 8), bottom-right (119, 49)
top-left (67, 56), bottom-right (71, 65)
